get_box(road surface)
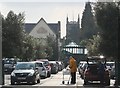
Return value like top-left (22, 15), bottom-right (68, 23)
top-left (2, 70), bottom-right (116, 88)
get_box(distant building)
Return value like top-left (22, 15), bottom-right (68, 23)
top-left (24, 18), bottom-right (61, 45)
top-left (66, 15), bottom-right (80, 44)
top-left (24, 18), bottom-right (61, 59)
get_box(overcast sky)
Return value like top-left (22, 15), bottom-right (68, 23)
top-left (0, 0), bottom-right (102, 38)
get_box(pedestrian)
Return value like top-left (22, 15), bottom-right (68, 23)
top-left (98, 61), bottom-right (106, 85)
top-left (69, 56), bottom-right (77, 84)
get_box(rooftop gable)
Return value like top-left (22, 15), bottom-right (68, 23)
top-left (29, 18), bottom-right (56, 39)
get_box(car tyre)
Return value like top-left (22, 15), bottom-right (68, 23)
top-left (31, 78), bottom-right (36, 85)
top-left (37, 79), bottom-right (40, 83)
top-left (105, 79), bottom-right (110, 86)
top-left (11, 80), bottom-right (15, 85)
top-left (47, 72), bottom-right (51, 77)
top-left (84, 80), bottom-right (89, 85)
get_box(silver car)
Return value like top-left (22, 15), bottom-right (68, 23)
top-left (11, 62), bottom-right (40, 85)
top-left (33, 61), bottom-right (48, 78)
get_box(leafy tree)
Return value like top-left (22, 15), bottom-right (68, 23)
top-left (46, 36), bottom-right (58, 61)
top-left (22, 35), bottom-right (35, 61)
top-left (2, 11), bottom-right (25, 58)
top-left (80, 34), bottom-right (101, 56)
top-left (80, 2), bottom-right (99, 40)
top-left (86, 34), bottom-right (101, 56)
top-left (94, 2), bottom-right (119, 59)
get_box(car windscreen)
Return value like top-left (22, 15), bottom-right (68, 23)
top-left (43, 61), bottom-right (49, 66)
top-left (106, 62), bottom-right (114, 67)
top-left (4, 60), bottom-right (16, 64)
top-left (15, 63), bottom-right (35, 70)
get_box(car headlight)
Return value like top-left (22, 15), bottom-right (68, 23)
top-left (11, 72), bottom-right (15, 76)
top-left (28, 72), bottom-right (34, 76)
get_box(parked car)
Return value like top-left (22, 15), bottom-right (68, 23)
top-left (78, 61), bottom-right (92, 79)
top-left (49, 61), bottom-right (59, 74)
top-left (78, 61), bottom-right (86, 75)
top-left (106, 61), bottom-right (115, 79)
top-left (3, 58), bottom-right (17, 74)
top-left (84, 56), bottom-right (110, 85)
top-left (57, 61), bottom-right (64, 71)
top-left (11, 62), bottom-right (40, 85)
top-left (33, 61), bottom-right (48, 78)
top-left (36, 59), bottom-right (51, 77)
top-left (106, 61), bottom-right (115, 70)
top-left (110, 65), bottom-right (115, 79)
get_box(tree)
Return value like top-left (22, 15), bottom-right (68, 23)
top-left (80, 34), bottom-right (101, 56)
top-left (94, 2), bottom-right (119, 86)
top-left (80, 2), bottom-right (99, 40)
top-left (94, 2), bottom-right (119, 59)
top-left (86, 34), bottom-right (101, 56)
top-left (46, 36), bottom-right (58, 61)
top-left (2, 11), bottom-right (25, 58)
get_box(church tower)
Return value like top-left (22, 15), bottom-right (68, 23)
top-left (66, 14), bottom-right (80, 44)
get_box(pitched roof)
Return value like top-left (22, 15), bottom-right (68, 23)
top-left (24, 19), bottom-right (60, 35)
top-left (48, 23), bottom-right (59, 34)
top-left (24, 23), bottom-right (36, 33)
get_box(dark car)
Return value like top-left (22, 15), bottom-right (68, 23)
top-left (3, 58), bottom-right (17, 74)
top-left (84, 56), bottom-right (110, 85)
top-left (11, 62), bottom-right (40, 85)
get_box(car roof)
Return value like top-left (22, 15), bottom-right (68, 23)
top-left (17, 62), bottom-right (36, 64)
top-left (49, 61), bottom-right (57, 63)
top-left (31, 61), bottom-right (44, 63)
top-left (106, 62), bottom-right (115, 63)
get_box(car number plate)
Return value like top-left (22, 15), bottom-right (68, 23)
top-left (17, 77), bottom-right (26, 80)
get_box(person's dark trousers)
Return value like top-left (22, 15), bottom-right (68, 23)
top-left (71, 72), bottom-right (76, 84)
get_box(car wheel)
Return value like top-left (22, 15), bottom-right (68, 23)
top-left (47, 72), bottom-right (51, 77)
top-left (37, 79), bottom-right (40, 83)
top-left (105, 79), bottom-right (110, 86)
top-left (31, 78), bottom-right (36, 85)
top-left (84, 80), bottom-right (89, 85)
top-left (11, 80), bottom-right (15, 85)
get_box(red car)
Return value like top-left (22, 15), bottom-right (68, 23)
top-left (84, 56), bottom-right (110, 86)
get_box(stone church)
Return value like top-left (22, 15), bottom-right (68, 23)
top-left (66, 15), bottom-right (80, 44)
